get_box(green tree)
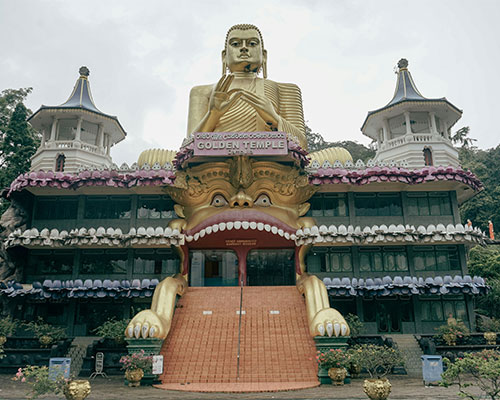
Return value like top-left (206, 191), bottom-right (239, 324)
top-left (0, 87), bottom-right (32, 135)
top-left (305, 126), bottom-right (375, 161)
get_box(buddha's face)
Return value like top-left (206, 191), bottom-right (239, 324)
top-left (223, 29), bottom-right (266, 73)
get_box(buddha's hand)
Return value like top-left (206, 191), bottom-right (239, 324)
top-left (240, 90), bottom-right (280, 129)
top-left (209, 75), bottom-right (243, 117)
top-left (125, 310), bottom-right (169, 339)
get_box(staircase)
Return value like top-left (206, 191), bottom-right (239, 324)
top-left (65, 336), bottom-right (99, 377)
top-left (156, 286), bottom-right (319, 392)
top-left (390, 334), bottom-right (423, 378)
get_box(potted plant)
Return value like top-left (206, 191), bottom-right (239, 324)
top-left (478, 316), bottom-right (500, 345)
top-left (356, 344), bottom-right (404, 400)
top-left (119, 350), bottom-right (153, 387)
top-left (93, 318), bottom-right (129, 345)
top-left (436, 319), bottom-right (470, 346)
top-left (441, 350), bottom-right (500, 400)
top-left (0, 316), bottom-right (17, 345)
top-left (316, 349), bottom-right (350, 385)
top-left (13, 365), bottom-right (91, 400)
top-left (345, 314), bottom-right (364, 377)
top-left (23, 318), bottom-right (67, 347)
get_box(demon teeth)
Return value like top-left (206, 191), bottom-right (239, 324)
top-left (242, 221), bottom-right (250, 230)
top-left (257, 223), bottom-right (264, 231)
top-left (278, 229), bottom-right (284, 237)
top-left (264, 224), bottom-right (271, 232)
top-left (249, 221), bottom-right (257, 230)
top-left (206, 226), bottom-right (212, 234)
top-left (199, 229), bottom-right (206, 238)
top-left (234, 221), bottom-right (242, 229)
top-left (226, 221), bottom-right (234, 230)
top-left (219, 222), bottom-right (226, 231)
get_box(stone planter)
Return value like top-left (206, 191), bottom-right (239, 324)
top-left (484, 332), bottom-right (497, 345)
top-left (39, 335), bottom-right (53, 347)
top-left (328, 367), bottom-right (347, 385)
top-left (63, 380), bottom-right (91, 400)
top-left (0, 336), bottom-right (6, 346)
top-left (363, 378), bottom-right (392, 400)
top-left (442, 333), bottom-right (457, 346)
top-left (125, 368), bottom-right (144, 387)
top-left (349, 363), bottom-right (362, 379)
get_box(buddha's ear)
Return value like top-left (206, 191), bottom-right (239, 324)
top-left (221, 50), bottom-right (227, 76)
top-left (262, 49), bottom-right (268, 78)
top-left (298, 203), bottom-right (310, 217)
top-left (174, 205), bottom-right (185, 218)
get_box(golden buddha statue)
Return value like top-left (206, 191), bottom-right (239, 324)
top-left (187, 24), bottom-right (307, 149)
top-left (125, 25), bottom-right (350, 341)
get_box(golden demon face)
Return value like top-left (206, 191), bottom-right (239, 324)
top-left (167, 157), bottom-right (316, 238)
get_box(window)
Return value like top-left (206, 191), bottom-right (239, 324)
top-left (26, 251), bottom-right (74, 275)
top-left (80, 250), bottom-right (128, 274)
top-left (57, 119), bottom-right (76, 141)
top-left (359, 247), bottom-right (408, 272)
top-left (407, 192), bottom-right (452, 216)
top-left (354, 193), bottom-right (402, 216)
top-left (34, 197), bottom-right (78, 220)
top-left (423, 148), bottom-right (433, 166)
top-left (81, 121), bottom-right (98, 145)
top-left (55, 154), bottom-right (65, 172)
top-left (137, 196), bottom-right (176, 219)
top-left (409, 112), bottom-right (430, 133)
top-left (421, 296), bottom-right (468, 322)
top-left (307, 247), bottom-right (353, 273)
top-left (308, 193), bottom-right (348, 217)
top-left (133, 249), bottom-right (179, 275)
top-left (413, 245), bottom-right (460, 271)
top-left (388, 114), bottom-right (406, 137)
top-left (84, 196), bottom-right (131, 219)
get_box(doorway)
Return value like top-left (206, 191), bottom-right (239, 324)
top-left (246, 249), bottom-right (295, 286)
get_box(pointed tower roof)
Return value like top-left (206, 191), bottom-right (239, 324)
top-left (361, 59), bottom-right (462, 138)
top-left (28, 66), bottom-right (126, 142)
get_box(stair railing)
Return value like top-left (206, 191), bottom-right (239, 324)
top-left (236, 278), bottom-right (243, 380)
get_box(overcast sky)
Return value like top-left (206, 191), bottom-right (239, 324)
top-left (1, 0), bottom-right (499, 165)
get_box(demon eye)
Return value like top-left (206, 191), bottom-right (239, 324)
top-left (255, 193), bottom-right (272, 207)
top-left (211, 194), bottom-right (228, 207)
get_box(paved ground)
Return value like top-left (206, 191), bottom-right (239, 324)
top-left (0, 375), bottom-right (475, 399)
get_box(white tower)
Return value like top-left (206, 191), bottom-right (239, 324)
top-left (28, 66), bottom-right (126, 173)
top-left (361, 59), bottom-right (462, 168)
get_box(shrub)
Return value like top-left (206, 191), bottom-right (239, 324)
top-left (345, 314), bottom-right (363, 337)
top-left (441, 350), bottom-right (500, 400)
top-left (119, 350), bottom-right (153, 372)
top-left (316, 349), bottom-right (350, 370)
top-left (92, 318), bottom-right (129, 344)
top-left (355, 344), bottom-right (404, 379)
top-left (23, 317), bottom-right (67, 344)
top-left (13, 365), bottom-right (68, 400)
top-left (436, 319), bottom-right (470, 340)
top-left (478, 316), bottom-right (500, 333)
top-left (0, 316), bottom-right (17, 336)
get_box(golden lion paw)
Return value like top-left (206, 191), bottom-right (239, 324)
top-left (311, 308), bottom-right (350, 337)
top-left (125, 310), bottom-right (169, 339)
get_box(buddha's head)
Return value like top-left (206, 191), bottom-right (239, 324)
top-left (222, 24), bottom-right (267, 77)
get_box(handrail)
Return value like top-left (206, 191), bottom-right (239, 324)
top-left (236, 278), bottom-right (243, 380)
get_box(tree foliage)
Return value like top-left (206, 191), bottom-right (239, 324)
top-left (305, 125), bottom-right (375, 161)
top-left (0, 88), bottom-right (40, 213)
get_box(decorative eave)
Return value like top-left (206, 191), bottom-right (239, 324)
top-left (0, 278), bottom-right (159, 300)
top-left (7, 165), bottom-right (176, 197)
top-left (5, 226), bottom-right (184, 249)
top-left (295, 223), bottom-right (488, 246)
top-left (308, 164), bottom-right (482, 202)
top-left (323, 275), bottom-right (487, 297)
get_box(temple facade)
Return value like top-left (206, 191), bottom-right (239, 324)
top-left (0, 58), bottom-right (487, 340)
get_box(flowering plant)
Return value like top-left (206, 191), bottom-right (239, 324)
top-left (13, 365), bottom-right (69, 399)
top-left (436, 319), bottom-right (470, 340)
top-left (355, 344), bottom-right (404, 378)
top-left (442, 350), bottom-right (500, 400)
top-left (119, 350), bottom-right (153, 371)
top-left (316, 349), bottom-right (350, 369)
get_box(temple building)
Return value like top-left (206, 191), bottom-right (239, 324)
top-left (0, 25), bottom-right (488, 390)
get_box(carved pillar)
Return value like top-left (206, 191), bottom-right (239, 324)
top-left (105, 134), bottom-right (111, 156)
top-left (443, 120), bottom-right (449, 139)
top-left (75, 117), bottom-right (83, 142)
top-left (97, 123), bottom-right (104, 153)
top-left (404, 111), bottom-right (412, 135)
top-left (49, 117), bottom-right (58, 142)
top-left (382, 118), bottom-right (390, 148)
top-left (429, 112), bottom-right (438, 135)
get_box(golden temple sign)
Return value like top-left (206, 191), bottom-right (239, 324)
top-left (194, 132), bottom-right (287, 156)
top-left (225, 239), bottom-right (258, 246)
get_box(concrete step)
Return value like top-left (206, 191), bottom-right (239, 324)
top-left (389, 334), bottom-right (423, 378)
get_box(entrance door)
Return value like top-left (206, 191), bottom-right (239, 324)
top-left (377, 301), bottom-right (402, 333)
top-left (246, 249), bottom-right (295, 286)
top-left (189, 250), bottom-right (238, 286)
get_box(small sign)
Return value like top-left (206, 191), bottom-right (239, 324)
top-left (203, 310), bottom-right (213, 315)
top-left (236, 310), bottom-right (246, 315)
top-left (152, 355), bottom-right (164, 375)
top-left (95, 352), bottom-right (104, 373)
top-left (225, 239), bottom-right (257, 247)
top-left (49, 358), bottom-right (71, 381)
top-left (194, 132), bottom-right (288, 156)
top-left (270, 310), bottom-right (280, 314)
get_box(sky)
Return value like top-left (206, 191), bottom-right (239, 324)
top-left (1, 0), bottom-right (499, 166)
